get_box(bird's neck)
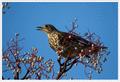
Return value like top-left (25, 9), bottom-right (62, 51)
top-left (47, 31), bottom-right (61, 51)
top-left (47, 31), bottom-right (60, 38)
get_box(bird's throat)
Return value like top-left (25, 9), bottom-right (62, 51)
top-left (47, 32), bottom-right (60, 51)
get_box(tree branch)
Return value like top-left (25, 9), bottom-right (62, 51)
top-left (22, 69), bottom-right (30, 79)
top-left (56, 57), bottom-right (78, 79)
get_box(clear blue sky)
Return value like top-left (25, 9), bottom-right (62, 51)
top-left (2, 2), bottom-right (118, 79)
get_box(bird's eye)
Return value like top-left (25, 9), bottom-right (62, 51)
top-left (45, 25), bottom-right (48, 27)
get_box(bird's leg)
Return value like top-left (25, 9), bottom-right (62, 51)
top-left (57, 56), bottom-right (63, 66)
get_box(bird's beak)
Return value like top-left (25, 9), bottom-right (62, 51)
top-left (36, 26), bottom-right (48, 33)
top-left (36, 26), bottom-right (43, 31)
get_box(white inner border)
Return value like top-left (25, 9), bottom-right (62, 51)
top-left (0, 0), bottom-right (119, 82)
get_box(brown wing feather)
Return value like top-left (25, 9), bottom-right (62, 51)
top-left (59, 32), bottom-right (92, 57)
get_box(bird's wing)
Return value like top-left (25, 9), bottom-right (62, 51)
top-left (59, 32), bottom-right (92, 49)
top-left (57, 32), bottom-right (94, 57)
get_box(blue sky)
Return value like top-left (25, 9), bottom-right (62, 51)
top-left (2, 2), bottom-right (118, 79)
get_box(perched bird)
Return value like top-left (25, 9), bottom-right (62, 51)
top-left (36, 24), bottom-right (106, 58)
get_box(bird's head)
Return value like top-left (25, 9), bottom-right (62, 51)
top-left (36, 24), bottom-right (58, 34)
